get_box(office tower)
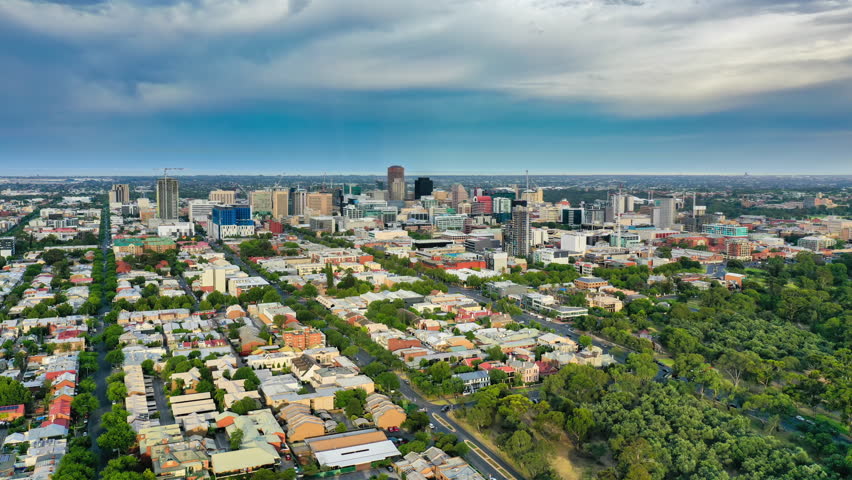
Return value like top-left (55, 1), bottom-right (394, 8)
top-left (450, 184), bottom-right (468, 208)
top-left (343, 184), bottom-right (362, 195)
top-left (109, 184), bottom-right (130, 204)
top-left (250, 190), bottom-right (274, 215)
top-left (504, 205), bottom-right (531, 258)
top-left (492, 197), bottom-right (512, 214)
top-left (156, 177), bottom-right (179, 220)
top-left (414, 177), bottom-right (433, 199)
top-left (561, 208), bottom-right (584, 226)
top-left (188, 199), bottom-right (219, 223)
top-left (272, 190), bottom-right (289, 219)
top-left (472, 196), bottom-right (493, 215)
top-left (209, 189), bottom-right (236, 204)
top-left (292, 190), bottom-right (308, 216)
top-left (653, 197), bottom-right (677, 229)
top-left (584, 207), bottom-right (605, 225)
top-left (387, 165), bottom-right (406, 201)
top-left (0, 237), bottom-right (14, 257)
top-left (211, 205), bottom-right (254, 240)
top-left (432, 190), bottom-right (449, 202)
top-left (306, 192), bottom-right (333, 216)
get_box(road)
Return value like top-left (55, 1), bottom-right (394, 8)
top-left (396, 380), bottom-right (525, 480)
top-left (348, 346), bottom-right (523, 480)
top-left (88, 206), bottom-right (113, 473)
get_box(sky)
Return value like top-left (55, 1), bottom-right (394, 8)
top-left (2, 0), bottom-right (852, 175)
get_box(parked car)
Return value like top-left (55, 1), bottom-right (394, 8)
top-left (387, 426), bottom-right (400, 433)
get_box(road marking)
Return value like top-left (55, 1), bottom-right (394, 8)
top-left (464, 440), bottom-right (516, 480)
top-left (433, 413), bottom-right (456, 432)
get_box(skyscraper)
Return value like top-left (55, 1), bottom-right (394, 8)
top-left (250, 190), bottom-right (274, 215)
top-left (504, 205), bottom-right (531, 258)
top-left (211, 205), bottom-right (254, 240)
top-left (414, 177), bottom-right (433, 199)
top-left (156, 177), bottom-right (179, 220)
top-left (450, 184), bottom-right (468, 208)
top-left (209, 189), bottom-right (236, 204)
top-left (472, 196), bottom-right (493, 215)
top-left (653, 197), bottom-right (677, 229)
top-left (272, 190), bottom-right (289, 219)
top-left (306, 192), bottom-right (333, 216)
top-left (292, 189), bottom-right (308, 216)
top-left (387, 165), bottom-right (406, 201)
top-left (109, 184), bottom-right (130, 204)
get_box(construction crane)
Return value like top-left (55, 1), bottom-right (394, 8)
top-left (159, 167), bottom-right (184, 178)
top-left (272, 173), bottom-right (286, 190)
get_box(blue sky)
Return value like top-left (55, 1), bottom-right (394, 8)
top-left (2, 0), bottom-right (852, 175)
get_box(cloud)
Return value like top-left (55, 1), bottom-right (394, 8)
top-left (1, 0), bottom-right (852, 117)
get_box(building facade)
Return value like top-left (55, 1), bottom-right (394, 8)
top-left (156, 177), bottom-right (180, 220)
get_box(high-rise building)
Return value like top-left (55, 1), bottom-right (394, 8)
top-left (211, 205), bottom-right (254, 240)
top-left (504, 205), bottom-right (531, 258)
top-left (250, 190), bottom-right (274, 215)
top-left (387, 165), bottom-right (406, 201)
top-left (292, 190), bottom-right (308, 216)
top-left (209, 190), bottom-right (236, 204)
top-left (109, 184), bottom-right (130, 204)
top-left (188, 199), bottom-right (219, 223)
top-left (472, 196), bottom-right (493, 215)
top-left (450, 184), bottom-right (468, 208)
top-left (156, 177), bottom-right (179, 220)
top-left (492, 197), bottom-right (512, 215)
top-left (414, 177), bottom-right (433, 199)
top-left (272, 190), bottom-right (289, 219)
top-left (653, 197), bottom-right (677, 229)
top-left (306, 192), bottom-right (333, 216)
top-left (561, 208), bottom-right (584, 226)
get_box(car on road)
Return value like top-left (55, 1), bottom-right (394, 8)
top-left (795, 415), bottom-right (805, 421)
top-left (387, 426), bottom-right (400, 432)
top-left (387, 466), bottom-right (395, 472)
top-left (441, 405), bottom-right (451, 412)
top-left (284, 454), bottom-right (292, 461)
top-left (429, 423), bottom-right (435, 429)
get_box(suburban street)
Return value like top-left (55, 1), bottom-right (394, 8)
top-left (88, 210), bottom-right (113, 473)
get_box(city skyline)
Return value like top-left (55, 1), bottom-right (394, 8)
top-left (2, 0), bottom-right (852, 173)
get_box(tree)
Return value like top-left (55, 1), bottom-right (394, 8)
top-left (717, 350), bottom-right (760, 390)
top-left (565, 408), bottom-right (594, 443)
top-left (485, 345), bottom-right (507, 362)
top-left (232, 367), bottom-right (260, 391)
top-left (428, 361), bottom-right (452, 383)
top-left (72, 393), bottom-right (99, 417)
top-left (375, 371), bottom-right (400, 392)
top-left (0, 377), bottom-right (32, 406)
top-left (98, 420), bottom-right (136, 455)
top-left (141, 359), bottom-right (155, 376)
top-left (229, 428), bottom-right (244, 450)
top-left (107, 382), bottom-right (128, 403)
top-left (578, 335), bottom-right (593, 349)
top-left (489, 369), bottom-right (508, 385)
top-left (105, 348), bottom-right (125, 366)
top-left (230, 396), bottom-right (260, 415)
top-left (625, 353), bottom-right (657, 382)
top-left (346, 397), bottom-right (364, 417)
